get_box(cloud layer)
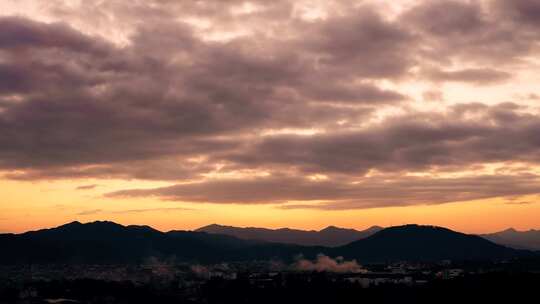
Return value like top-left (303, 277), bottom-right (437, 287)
top-left (1, 0), bottom-right (540, 209)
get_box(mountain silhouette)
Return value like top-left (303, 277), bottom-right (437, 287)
top-left (336, 224), bottom-right (528, 263)
top-left (196, 224), bottom-right (382, 247)
top-left (0, 222), bottom-right (533, 265)
top-left (480, 228), bottom-right (540, 250)
top-left (0, 221), bottom-right (256, 264)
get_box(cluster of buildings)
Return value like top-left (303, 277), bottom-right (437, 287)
top-left (0, 260), bottom-right (469, 286)
top-left (0, 260), bottom-right (475, 303)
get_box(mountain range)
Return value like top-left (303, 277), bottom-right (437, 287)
top-left (481, 228), bottom-right (540, 251)
top-left (198, 224), bottom-right (540, 251)
top-left (336, 225), bottom-right (525, 262)
top-left (196, 224), bottom-right (383, 247)
top-left (0, 221), bottom-right (534, 265)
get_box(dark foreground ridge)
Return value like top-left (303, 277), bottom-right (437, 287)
top-left (335, 224), bottom-right (527, 262)
top-left (0, 221), bottom-right (535, 265)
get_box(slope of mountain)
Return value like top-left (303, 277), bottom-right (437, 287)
top-left (480, 228), bottom-right (540, 250)
top-left (0, 221), bottom-right (257, 264)
top-left (196, 224), bottom-right (382, 247)
top-left (335, 225), bottom-right (529, 263)
top-left (0, 222), bottom-right (532, 265)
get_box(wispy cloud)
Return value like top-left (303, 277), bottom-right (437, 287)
top-left (505, 201), bottom-right (534, 205)
top-left (76, 184), bottom-right (98, 190)
top-left (76, 207), bottom-right (194, 216)
top-left (77, 209), bottom-right (103, 216)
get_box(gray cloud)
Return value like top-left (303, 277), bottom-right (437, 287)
top-left (76, 184), bottom-right (98, 190)
top-left (107, 173), bottom-right (540, 209)
top-left (0, 14), bottom-right (404, 178)
top-left (77, 209), bottom-right (103, 216)
top-left (423, 68), bottom-right (512, 85)
top-left (76, 207), bottom-right (193, 216)
top-left (0, 16), bottom-right (109, 54)
top-left (504, 201), bottom-right (533, 206)
top-left (1, 1), bottom-right (540, 209)
top-left (402, 0), bottom-right (540, 64)
top-left (299, 6), bottom-right (417, 79)
top-left (492, 0), bottom-right (540, 28)
top-left (218, 103), bottom-right (540, 175)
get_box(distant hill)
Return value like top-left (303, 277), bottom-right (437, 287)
top-left (480, 228), bottom-right (540, 251)
top-left (0, 221), bottom-right (257, 264)
top-left (0, 222), bottom-right (532, 265)
top-left (335, 225), bottom-right (529, 263)
top-left (196, 224), bottom-right (382, 247)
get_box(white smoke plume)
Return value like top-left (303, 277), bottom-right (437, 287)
top-left (190, 264), bottom-right (210, 278)
top-left (295, 254), bottom-right (365, 273)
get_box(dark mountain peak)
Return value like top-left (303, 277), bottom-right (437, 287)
top-left (1, 221), bottom-right (531, 265)
top-left (196, 224), bottom-right (231, 232)
top-left (276, 227), bottom-right (312, 232)
top-left (503, 228), bottom-right (517, 233)
top-left (382, 224), bottom-right (450, 232)
top-left (276, 227), bottom-right (293, 231)
top-left (74, 220), bottom-right (127, 231)
top-left (22, 221), bottom-right (152, 241)
top-left (367, 225), bottom-right (384, 231)
top-left (339, 224), bottom-right (526, 262)
top-left (88, 220), bottom-right (124, 227)
top-left (58, 220), bottom-right (126, 230)
top-left (319, 225), bottom-right (364, 234)
top-left (370, 224), bottom-right (459, 240)
top-left (58, 221), bottom-right (83, 228)
top-left (320, 225), bottom-right (342, 232)
top-left (204, 223), bottom-right (224, 228)
top-left (126, 224), bottom-right (161, 233)
top-left (0, 221), bottom-right (257, 264)
top-left (481, 227), bottom-right (540, 250)
top-left (196, 223), bottom-right (381, 246)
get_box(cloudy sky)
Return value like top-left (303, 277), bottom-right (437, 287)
top-left (1, 0), bottom-right (539, 233)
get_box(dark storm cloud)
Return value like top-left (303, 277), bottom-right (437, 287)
top-left (300, 83), bottom-right (406, 104)
top-left (492, 0), bottom-right (540, 27)
top-left (0, 11), bottom-right (406, 177)
top-left (4, 157), bottom-right (220, 181)
top-left (299, 6), bottom-right (417, 79)
top-left (108, 175), bottom-right (349, 204)
top-left (219, 103), bottom-right (540, 175)
top-left (0, 16), bottom-right (109, 53)
top-left (1, 0), bottom-right (540, 208)
top-left (0, 18), bottom-right (112, 95)
top-left (108, 101), bottom-right (540, 207)
top-left (403, 0), bottom-right (540, 64)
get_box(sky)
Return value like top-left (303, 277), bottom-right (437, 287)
top-left (1, 0), bottom-right (540, 234)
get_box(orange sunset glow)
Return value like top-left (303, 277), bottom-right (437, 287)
top-left (1, 0), bottom-right (540, 235)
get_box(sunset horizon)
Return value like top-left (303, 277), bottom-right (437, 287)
top-left (2, 0), bottom-right (540, 239)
